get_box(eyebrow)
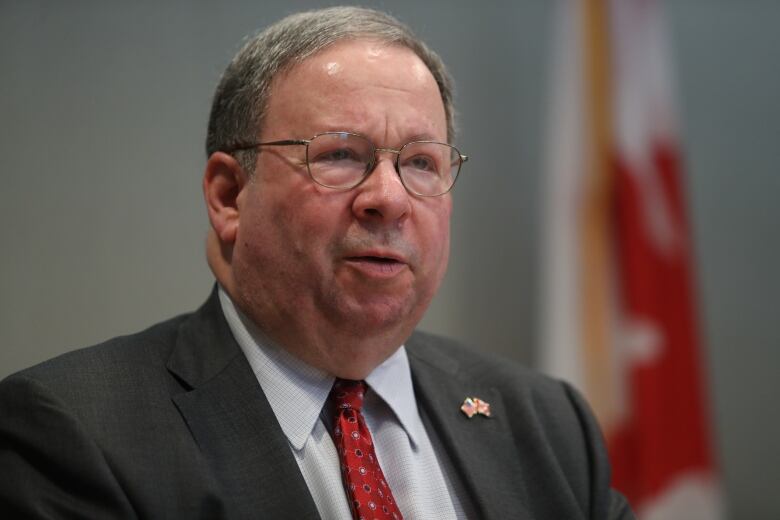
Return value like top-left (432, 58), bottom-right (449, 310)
top-left (316, 129), bottom-right (446, 145)
top-left (405, 133), bottom-right (442, 142)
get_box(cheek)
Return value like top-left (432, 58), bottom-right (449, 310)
top-left (284, 195), bottom-right (347, 257)
top-left (248, 187), bottom-right (348, 271)
top-left (419, 201), bottom-right (452, 274)
top-left (235, 185), bottom-right (296, 266)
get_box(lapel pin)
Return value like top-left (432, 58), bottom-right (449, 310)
top-left (460, 397), bottom-right (491, 418)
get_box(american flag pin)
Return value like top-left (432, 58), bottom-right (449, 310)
top-left (460, 397), bottom-right (491, 418)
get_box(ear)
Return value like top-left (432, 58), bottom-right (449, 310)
top-left (203, 151), bottom-right (250, 244)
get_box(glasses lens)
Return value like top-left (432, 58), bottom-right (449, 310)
top-left (306, 133), bottom-right (373, 188)
top-left (398, 142), bottom-right (461, 196)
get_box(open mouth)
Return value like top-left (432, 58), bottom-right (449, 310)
top-left (351, 256), bottom-right (401, 264)
top-left (345, 255), bottom-right (407, 276)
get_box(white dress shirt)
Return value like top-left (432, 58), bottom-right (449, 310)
top-left (218, 288), bottom-right (466, 519)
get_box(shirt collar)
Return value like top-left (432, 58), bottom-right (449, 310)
top-left (365, 347), bottom-right (424, 449)
top-left (217, 287), bottom-right (423, 450)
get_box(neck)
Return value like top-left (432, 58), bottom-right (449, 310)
top-left (232, 290), bottom-right (408, 379)
top-left (207, 231), bottom-right (408, 379)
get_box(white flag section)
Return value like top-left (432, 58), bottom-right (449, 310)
top-left (540, 1), bottom-right (723, 518)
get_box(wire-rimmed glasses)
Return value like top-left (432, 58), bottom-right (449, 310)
top-left (224, 131), bottom-right (468, 197)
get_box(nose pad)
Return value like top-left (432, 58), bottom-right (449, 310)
top-left (366, 155), bottom-right (406, 192)
top-left (352, 154), bottom-right (411, 221)
top-left (366, 148), bottom-right (403, 186)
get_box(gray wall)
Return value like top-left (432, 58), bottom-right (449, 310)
top-left (1, 1), bottom-right (777, 518)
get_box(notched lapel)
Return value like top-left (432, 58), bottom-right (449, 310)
top-left (167, 289), bottom-right (320, 519)
top-left (172, 358), bottom-right (319, 519)
top-left (408, 337), bottom-right (532, 520)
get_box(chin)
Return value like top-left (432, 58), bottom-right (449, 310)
top-left (332, 297), bottom-right (418, 336)
top-left (330, 361), bottom-right (377, 381)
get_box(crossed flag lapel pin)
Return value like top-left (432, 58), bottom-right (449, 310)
top-left (460, 396), bottom-right (491, 418)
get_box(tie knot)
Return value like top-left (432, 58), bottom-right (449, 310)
top-left (331, 378), bottom-right (367, 412)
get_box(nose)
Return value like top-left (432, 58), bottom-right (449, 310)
top-left (351, 155), bottom-right (411, 223)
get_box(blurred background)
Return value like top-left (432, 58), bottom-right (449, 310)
top-left (1, 1), bottom-right (777, 518)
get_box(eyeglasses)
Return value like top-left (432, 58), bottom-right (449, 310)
top-left (224, 131), bottom-right (468, 197)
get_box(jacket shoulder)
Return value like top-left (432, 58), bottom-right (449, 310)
top-left (4, 311), bottom-right (192, 388)
top-left (406, 329), bottom-right (562, 393)
top-left (407, 330), bottom-right (634, 519)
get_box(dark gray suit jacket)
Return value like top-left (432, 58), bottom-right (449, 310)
top-left (0, 289), bottom-right (633, 519)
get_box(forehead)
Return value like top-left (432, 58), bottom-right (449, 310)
top-left (262, 39), bottom-right (447, 142)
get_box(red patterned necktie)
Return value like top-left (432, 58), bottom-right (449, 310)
top-left (330, 379), bottom-right (404, 520)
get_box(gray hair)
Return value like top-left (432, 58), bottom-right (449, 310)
top-left (205, 6), bottom-right (456, 171)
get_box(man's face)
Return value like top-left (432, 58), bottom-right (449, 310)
top-left (229, 39), bottom-right (451, 374)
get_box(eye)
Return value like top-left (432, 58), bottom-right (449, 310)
top-left (403, 154), bottom-right (438, 174)
top-left (313, 147), bottom-right (362, 164)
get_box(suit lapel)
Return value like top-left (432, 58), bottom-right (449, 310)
top-left (165, 291), bottom-right (531, 519)
top-left (407, 334), bottom-right (531, 520)
top-left (167, 288), bottom-right (320, 519)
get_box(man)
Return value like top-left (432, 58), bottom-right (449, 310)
top-left (0, 7), bottom-right (633, 519)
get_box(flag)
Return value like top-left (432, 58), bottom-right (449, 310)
top-left (540, 1), bottom-right (722, 517)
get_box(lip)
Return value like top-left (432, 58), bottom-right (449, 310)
top-left (343, 250), bottom-right (409, 278)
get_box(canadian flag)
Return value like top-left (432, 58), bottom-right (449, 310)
top-left (540, 1), bottom-right (722, 517)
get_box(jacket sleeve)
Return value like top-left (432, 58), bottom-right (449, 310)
top-left (0, 374), bottom-right (137, 519)
top-left (562, 381), bottom-right (636, 520)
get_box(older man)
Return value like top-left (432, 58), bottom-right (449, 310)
top-left (0, 7), bottom-right (633, 519)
